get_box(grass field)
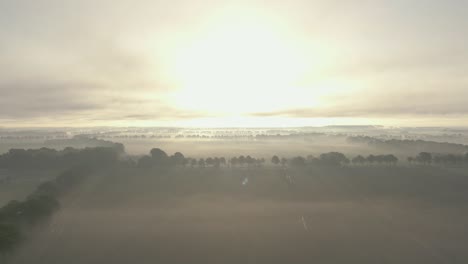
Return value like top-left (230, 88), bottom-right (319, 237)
top-left (6, 165), bottom-right (468, 264)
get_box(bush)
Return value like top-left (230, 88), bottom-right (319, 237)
top-left (0, 223), bottom-right (22, 252)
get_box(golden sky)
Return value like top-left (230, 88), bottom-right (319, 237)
top-left (1, 0), bottom-right (468, 127)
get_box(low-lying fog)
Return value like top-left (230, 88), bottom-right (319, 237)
top-left (7, 165), bottom-right (468, 264)
top-left (2, 127), bottom-right (468, 263)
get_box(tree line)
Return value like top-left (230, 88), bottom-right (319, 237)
top-left (2, 146), bottom-right (467, 257)
top-left (0, 144), bottom-right (124, 169)
top-left (270, 153), bottom-right (398, 167)
top-left (136, 149), bottom-right (400, 169)
top-left (0, 167), bottom-right (92, 256)
top-left (408, 152), bottom-right (468, 166)
top-left (5, 146), bottom-right (467, 173)
top-left (0, 145), bottom-right (126, 257)
top-left (347, 136), bottom-right (468, 155)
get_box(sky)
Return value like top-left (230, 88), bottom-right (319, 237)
top-left (1, 0), bottom-right (468, 127)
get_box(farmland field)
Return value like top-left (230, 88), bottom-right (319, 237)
top-left (7, 165), bottom-right (468, 264)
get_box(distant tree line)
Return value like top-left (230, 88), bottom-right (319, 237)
top-left (228, 156), bottom-right (265, 167)
top-left (137, 149), bottom-right (268, 169)
top-left (408, 152), bottom-right (468, 166)
top-left (350, 154), bottom-right (398, 166)
top-left (347, 136), bottom-right (468, 155)
top-left (136, 149), bottom-right (403, 169)
top-left (0, 144), bottom-right (124, 169)
top-left (137, 148), bottom-right (189, 169)
top-left (44, 137), bottom-right (124, 150)
top-left (270, 152), bottom-right (351, 167)
top-left (270, 152), bottom-right (398, 167)
top-left (104, 132), bottom-right (330, 141)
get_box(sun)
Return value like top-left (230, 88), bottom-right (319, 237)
top-left (166, 6), bottom-right (323, 115)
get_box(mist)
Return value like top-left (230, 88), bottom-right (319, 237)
top-left (1, 127), bottom-right (468, 263)
top-left (2, 0), bottom-right (468, 263)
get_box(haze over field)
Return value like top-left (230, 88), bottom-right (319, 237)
top-left (1, 128), bottom-right (468, 263)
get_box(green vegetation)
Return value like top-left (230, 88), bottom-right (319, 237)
top-left (2, 143), bottom-right (468, 262)
top-left (0, 146), bottom-right (122, 255)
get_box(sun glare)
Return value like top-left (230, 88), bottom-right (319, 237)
top-left (167, 6), bottom-right (328, 115)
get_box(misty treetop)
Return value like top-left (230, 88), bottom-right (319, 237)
top-left (134, 148), bottom-right (405, 169)
top-left (0, 144), bottom-right (124, 169)
top-left (347, 136), bottom-right (468, 155)
top-left (408, 152), bottom-right (468, 166)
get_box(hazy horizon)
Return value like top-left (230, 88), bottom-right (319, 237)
top-left (2, 125), bottom-right (468, 130)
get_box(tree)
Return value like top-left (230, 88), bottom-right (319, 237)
top-left (36, 181), bottom-right (60, 197)
top-left (171, 152), bottom-right (185, 166)
top-left (0, 223), bottom-right (21, 253)
top-left (55, 168), bottom-right (88, 192)
top-left (384, 154), bottom-right (398, 166)
top-left (434, 154), bottom-right (463, 166)
top-left (320, 152), bottom-right (349, 166)
top-left (342, 157), bottom-right (350, 165)
top-left (20, 195), bottom-right (60, 224)
top-left (198, 158), bottom-right (206, 168)
top-left (351, 155), bottom-right (366, 166)
top-left (290, 156), bottom-right (306, 167)
top-left (271, 155), bottom-right (280, 165)
top-left (367, 155), bottom-right (376, 165)
top-left (417, 152), bottom-right (432, 165)
top-left (190, 158), bottom-right (197, 168)
top-left (150, 148), bottom-right (168, 163)
top-left (245, 156), bottom-right (254, 167)
top-left (306, 155), bottom-right (318, 165)
top-left (206, 157), bottom-right (214, 167)
top-left (230, 157), bottom-right (238, 167)
top-left (374, 155), bottom-right (385, 165)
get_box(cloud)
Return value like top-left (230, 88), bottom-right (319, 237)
top-left (252, 87), bottom-right (468, 118)
top-left (0, 9), bottom-right (177, 125)
top-left (1, 0), bottom-right (468, 126)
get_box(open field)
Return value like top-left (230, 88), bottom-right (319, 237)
top-left (8, 165), bottom-right (468, 264)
